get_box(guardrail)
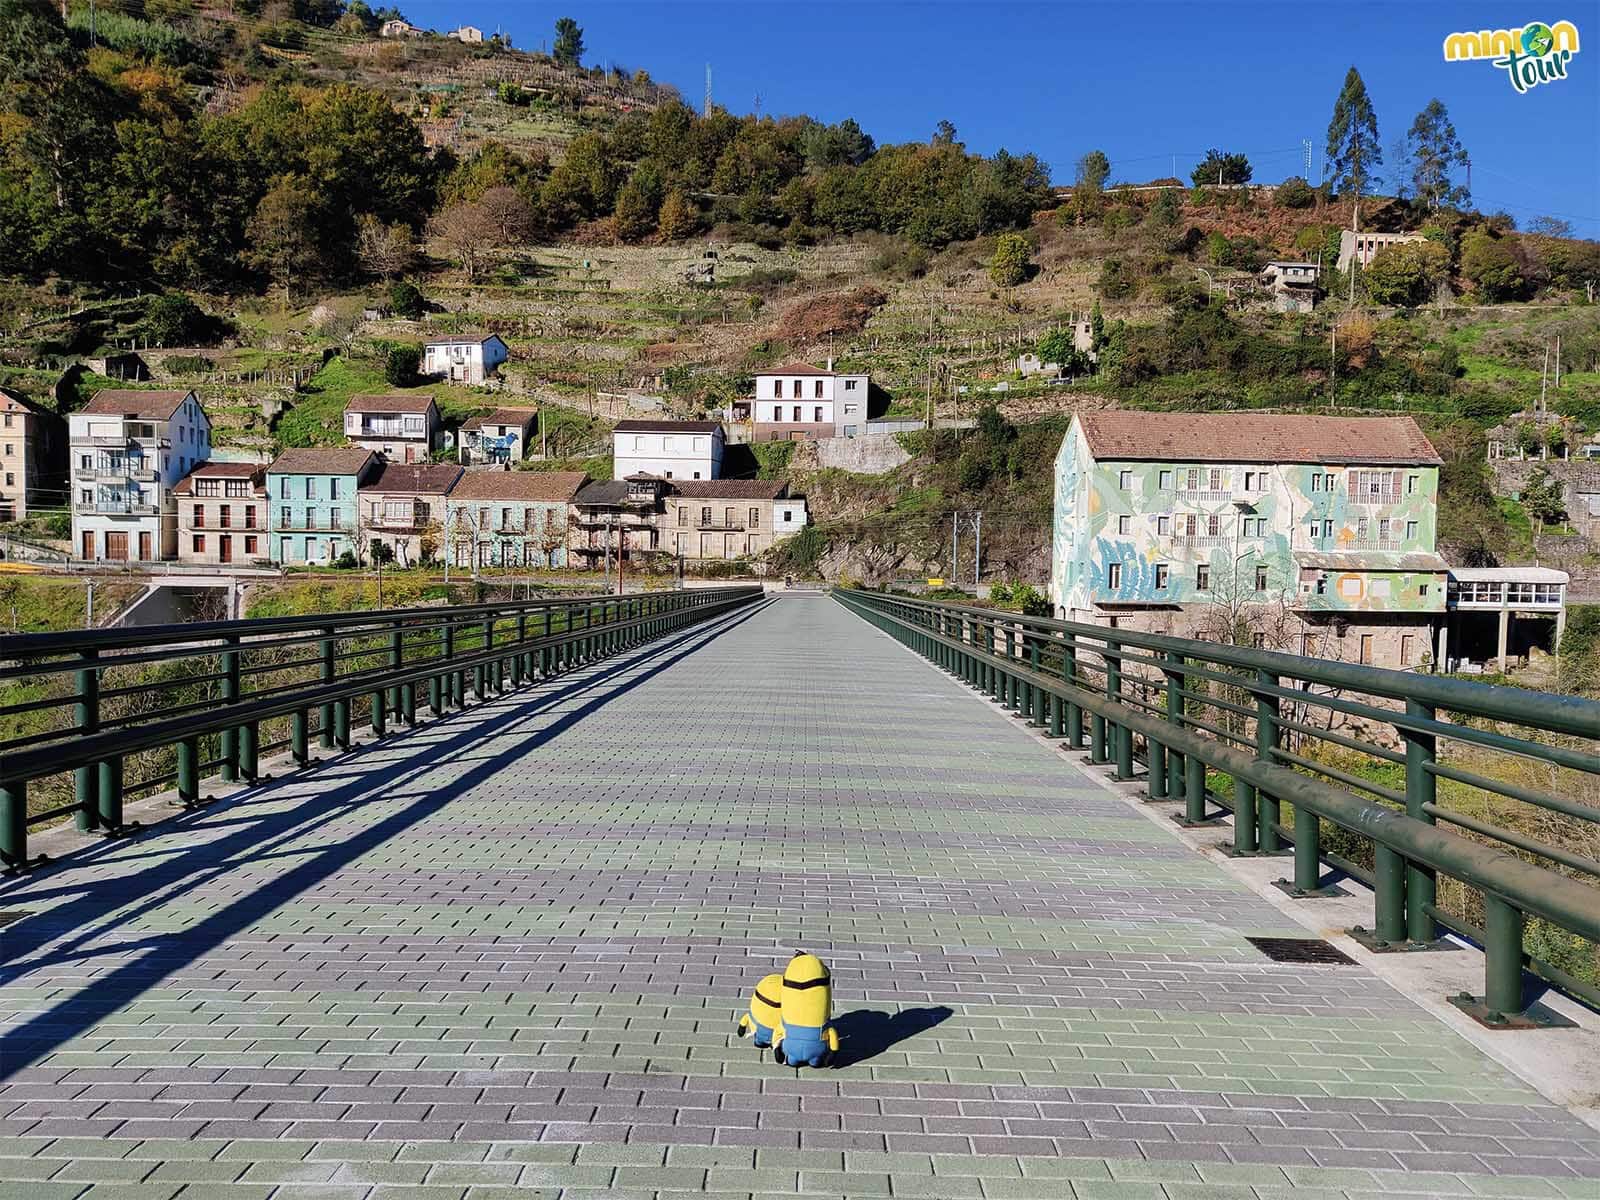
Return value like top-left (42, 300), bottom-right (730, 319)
top-left (836, 588), bottom-right (1600, 1027)
top-left (0, 586), bottom-right (762, 873)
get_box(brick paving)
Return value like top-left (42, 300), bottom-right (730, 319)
top-left (1, 593), bottom-right (1597, 1199)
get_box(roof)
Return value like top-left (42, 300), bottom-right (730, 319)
top-left (345, 394), bottom-right (437, 415)
top-left (1076, 413), bottom-right (1442, 466)
top-left (668, 480), bottom-right (789, 500)
top-left (80, 389), bottom-right (194, 420)
top-left (1263, 261), bottom-right (1317, 269)
top-left (613, 419), bottom-right (723, 434)
top-left (364, 463), bottom-right (463, 495)
top-left (572, 480), bottom-right (637, 505)
top-left (171, 461), bottom-right (266, 495)
top-left (758, 363), bottom-right (835, 377)
top-left (425, 334), bottom-right (506, 347)
top-left (448, 469), bottom-right (588, 502)
top-left (461, 408), bottom-right (538, 432)
top-left (1294, 551), bottom-right (1450, 572)
top-left (1447, 566), bottom-right (1569, 584)
top-left (267, 448), bottom-right (378, 476)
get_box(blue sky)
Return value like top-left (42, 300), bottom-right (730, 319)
top-left (405, 1), bottom-right (1600, 237)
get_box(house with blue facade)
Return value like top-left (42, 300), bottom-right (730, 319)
top-left (444, 469), bottom-right (588, 569)
top-left (1050, 412), bottom-right (1447, 669)
top-left (267, 447), bottom-right (380, 565)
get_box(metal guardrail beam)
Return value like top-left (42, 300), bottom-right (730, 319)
top-left (0, 587), bottom-right (763, 874)
top-left (836, 588), bottom-right (1600, 1027)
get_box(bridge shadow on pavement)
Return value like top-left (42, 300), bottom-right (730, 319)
top-left (0, 598), bottom-right (772, 1078)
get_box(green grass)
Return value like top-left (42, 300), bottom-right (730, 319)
top-left (1496, 496), bottom-right (1537, 558)
top-left (0, 577), bottom-right (145, 632)
top-left (276, 353), bottom-right (511, 450)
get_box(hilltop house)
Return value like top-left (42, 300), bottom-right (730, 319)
top-left (343, 394), bottom-right (440, 463)
top-left (267, 448), bottom-right (379, 566)
top-left (69, 389), bottom-right (211, 562)
top-left (1259, 262), bottom-right (1319, 312)
top-left (448, 24), bottom-right (483, 42)
top-left (446, 470), bottom-right (587, 569)
top-left (0, 388), bottom-right (65, 523)
top-left (424, 334), bottom-right (509, 386)
top-left (1050, 412), bottom-right (1446, 669)
top-left (748, 363), bottom-right (870, 441)
top-left (612, 419), bottom-right (724, 480)
top-left (459, 408), bottom-right (538, 465)
top-left (1337, 230), bottom-right (1426, 272)
top-left (174, 462), bottom-right (268, 567)
top-left (359, 462), bottom-right (462, 567)
top-left (379, 18), bottom-right (420, 37)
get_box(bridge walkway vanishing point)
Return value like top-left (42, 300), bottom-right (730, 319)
top-left (0, 593), bottom-right (1597, 1200)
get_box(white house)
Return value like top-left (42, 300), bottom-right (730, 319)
top-left (773, 495), bottom-right (810, 535)
top-left (1337, 230), bottom-right (1426, 272)
top-left (750, 362), bottom-right (869, 441)
top-left (379, 18), bottom-right (420, 37)
top-left (343, 394), bottom-right (440, 463)
top-left (612, 419), bottom-right (724, 481)
top-left (459, 407), bottom-right (537, 465)
top-left (424, 334), bottom-right (509, 386)
top-left (70, 389), bottom-right (212, 562)
top-left (448, 24), bottom-right (484, 43)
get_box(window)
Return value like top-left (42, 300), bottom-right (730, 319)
top-left (792, 406), bottom-right (801, 422)
top-left (1321, 519), bottom-right (1333, 538)
top-left (193, 535), bottom-right (205, 553)
top-left (1185, 467), bottom-right (1200, 490)
top-left (1311, 473), bottom-right (1322, 492)
top-left (1195, 563), bottom-right (1211, 590)
top-left (844, 379), bottom-right (858, 390)
top-left (1359, 634), bottom-right (1374, 665)
top-left (792, 379), bottom-right (803, 397)
top-left (1378, 518), bottom-right (1390, 541)
top-left (1154, 563), bottom-right (1169, 589)
top-left (664, 471), bottom-right (673, 479)
top-left (330, 479), bottom-right (340, 500)
top-left (693, 472), bottom-right (702, 480)
top-left (1158, 470), bottom-right (1173, 489)
top-left (1255, 565), bottom-right (1269, 591)
top-left (280, 505), bottom-right (291, 528)
top-left (1157, 515), bottom-right (1171, 535)
top-left (244, 536), bottom-right (257, 555)
top-left (1118, 469), bottom-right (1132, 489)
top-left (678, 507), bottom-right (687, 526)
top-left (701, 506), bottom-right (711, 525)
top-left (749, 507), bottom-right (760, 528)
top-left (1244, 471), bottom-right (1257, 491)
top-left (772, 379), bottom-right (783, 397)
top-left (1401, 635), bottom-right (1415, 664)
top-left (1357, 516), bottom-right (1370, 540)
top-left (1107, 562), bottom-right (1122, 588)
top-left (634, 435), bottom-right (645, 450)
top-left (80, 454), bottom-right (91, 470)
top-left (2, 414), bottom-right (9, 427)
top-left (1117, 515), bottom-right (1130, 534)
top-left (1405, 521), bottom-right (1418, 540)
top-left (220, 504), bottom-right (231, 529)
top-left (724, 507), bottom-right (735, 525)
top-left (843, 403), bottom-right (859, 415)
top-left (1407, 474), bottom-right (1418, 494)
top-left (329, 510), bottom-right (341, 529)
top-left (1183, 513), bottom-right (1198, 536)
top-left (501, 507), bottom-right (513, 529)
top-left (1209, 467), bottom-right (1223, 491)
top-left (279, 477), bottom-right (289, 498)
top-left (1315, 575), bottom-right (1328, 595)
top-left (814, 406), bottom-right (824, 423)
top-left (814, 380), bottom-right (824, 398)
top-left (305, 478), bottom-right (317, 500)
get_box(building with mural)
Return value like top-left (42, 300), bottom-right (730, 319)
top-left (1049, 413), bottom-right (1447, 669)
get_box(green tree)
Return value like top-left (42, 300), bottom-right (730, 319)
top-left (1460, 226), bottom-right (1526, 300)
top-left (988, 231), bottom-right (1031, 287)
top-left (656, 187), bottom-right (698, 240)
top-left (1362, 240), bottom-right (1450, 307)
top-left (1090, 299), bottom-right (1105, 350)
top-left (388, 279), bottom-right (425, 319)
top-left (932, 119), bottom-right (957, 146)
top-left (1076, 149), bottom-right (1110, 189)
top-left (384, 344), bottom-right (420, 387)
top-left (1191, 149), bottom-right (1251, 186)
top-left (1521, 468), bottom-right (1566, 528)
top-left (1147, 187), bottom-right (1180, 227)
top-left (246, 174), bottom-right (326, 296)
top-left (552, 17), bottom-right (584, 67)
top-left (1275, 176), bottom-right (1315, 208)
top-left (1407, 98), bottom-right (1470, 210)
top-left (142, 294), bottom-right (206, 346)
top-left (612, 172), bottom-right (658, 242)
top-left (1326, 66), bottom-right (1382, 228)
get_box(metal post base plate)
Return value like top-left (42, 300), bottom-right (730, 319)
top-left (1172, 812), bottom-right (1229, 827)
top-left (100, 822), bottom-right (143, 840)
top-left (1222, 843), bottom-right (1293, 858)
top-left (1347, 927), bottom-right (1461, 953)
top-left (1447, 992), bottom-right (1574, 1030)
top-left (1272, 878), bottom-right (1348, 899)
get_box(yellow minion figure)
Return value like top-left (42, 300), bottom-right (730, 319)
top-left (771, 951), bottom-right (840, 1068)
top-left (736, 972), bottom-right (784, 1049)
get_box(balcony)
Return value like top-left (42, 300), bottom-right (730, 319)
top-left (76, 500), bottom-right (159, 516)
top-left (693, 521), bottom-right (746, 532)
top-left (1168, 535), bottom-right (1228, 549)
top-left (275, 518), bottom-right (348, 532)
top-left (189, 516), bottom-right (262, 531)
top-left (1351, 539), bottom-right (1401, 552)
top-left (351, 422), bottom-right (422, 439)
top-left (369, 510), bottom-right (432, 532)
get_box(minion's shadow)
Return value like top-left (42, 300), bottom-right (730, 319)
top-left (830, 1006), bottom-right (954, 1068)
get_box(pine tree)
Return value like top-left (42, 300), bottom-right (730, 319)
top-left (1325, 66), bottom-right (1382, 231)
top-left (1090, 299), bottom-right (1105, 351)
top-left (1408, 99), bottom-right (1470, 211)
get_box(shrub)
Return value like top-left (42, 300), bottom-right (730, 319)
top-left (1275, 176), bottom-right (1315, 208)
top-left (384, 344), bottom-right (421, 386)
top-left (142, 294), bottom-right (208, 346)
top-left (988, 232), bottom-right (1033, 287)
top-left (160, 355), bottom-right (211, 377)
top-left (389, 280), bottom-right (425, 319)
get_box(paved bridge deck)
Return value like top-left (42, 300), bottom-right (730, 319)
top-left (1, 594), bottom-right (1597, 1199)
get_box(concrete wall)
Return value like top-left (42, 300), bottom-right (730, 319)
top-left (808, 433), bottom-right (910, 475)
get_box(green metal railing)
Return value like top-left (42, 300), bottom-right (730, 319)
top-left (837, 588), bottom-right (1600, 1027)
top-left (0, 587), bottom-right (762, 873)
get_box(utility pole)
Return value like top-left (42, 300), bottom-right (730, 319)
top-left (1540, 340), bottom-right (1550, 411)
top-left (1330, 323), bottom-right (1337, 403)
top-left (1555, 336), bottom-right (1562, 389)
top-left (603, 515), bottom-right (613, 590)
top-left (973, 511), bottom-right (982, 587)
top-left (85, 578), bottom-right (95, 627)
top-left (951, 512), bottom-right (958, 582)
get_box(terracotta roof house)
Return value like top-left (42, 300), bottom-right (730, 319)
top-left (1075, 413), bottom-right (1442, 466)
top-left (612, 420), bottom-right (725, 481)
top-left (343, 394), bottom-right (440, 463)
top-left (174, 462), bottom-right (268, 566)
top-left (359, 462), bottom-right (462, 567)
top-left (445, 470), bottom-right (588, 570)
top-left (266, 448), bottom-right (381, 565)
top-left (459, 407), bottom-right (538, 466)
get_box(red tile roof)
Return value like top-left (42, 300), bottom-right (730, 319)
top-left (171, 461), bottom-right (266, 495)
top-left (267, 448), bottom-right (378, 475)
top-left (1076, 413), bottom-right (1442, 466)
top-left (448, 469), bottom-right (589, 501)
top-left (364, 463), bottom-right (463, 494)
top-left (345, 394), bottom-right (438, 414)
top-left (461, 408), bottom-right (538, 432)
top-left (613, 419), bottom-right (723, 434)
top-left (760, 363), bottom-right (834, 377)
top-left (667, 480), bottom-right (789, 499)
top-left (81, 389), bottom-right (195, 420)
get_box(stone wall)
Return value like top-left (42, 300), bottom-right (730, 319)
top-left (804, 433), bottom-right (910, 475)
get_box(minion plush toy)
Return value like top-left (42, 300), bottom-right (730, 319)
top-left (771, 951), bottom-right (839, 1068)
top-left (736, 973), bottom-right (784, 1049)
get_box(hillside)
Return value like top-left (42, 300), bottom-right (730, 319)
top-left (2, 0), bottom-right (1599, 589)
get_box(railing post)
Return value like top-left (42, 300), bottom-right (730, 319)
top-left (1404, 698), bottom-right (1438, 944)
top-left (516, 612), bottom-right (529, 683)
top-left (476, 616), bottom-right (491, 699)
top-left (292, 710), bottom-right (310, 766)
top-left (220, 637), bottom-right (240, 783)
top-left (97, 755), bottom-right (124, 832)
top-left (1107, 639), bottom-right (1132, 781)
top-left (1164, 652), bottom-right (1184, 802)
top-left (1482, 895), bottom-right (1526, 1021)
top-left (1064, 638), bottom-right (1083, 749)
top-left (239, 720), bottom-right (258, 783)
top-left (1027, 634), bottom-right (1042, 725)
top-left (1373, 845), bottom-right (1407, 945)
top-left (177, 736), bottom-right (200, 807)
top-left (74, 649), bottom-right (100, 831)
top-left (541, 609), bottom-right (553, 677)
top-left (1, 782), bottom-right (26, 872)
top-left (1255, 669), bottom-right (1281, 853)
top-left (451, 616), bottom-right (466, 707)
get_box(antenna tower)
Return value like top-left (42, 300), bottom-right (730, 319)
top-left (704, 64), bottom-right (713, 116)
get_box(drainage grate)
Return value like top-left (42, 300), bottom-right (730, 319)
top-left (0, 911), bottom-right (29, 928)
top-left (1246, 936), bottom-right (1357, 965)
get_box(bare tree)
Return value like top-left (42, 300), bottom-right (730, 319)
top-left (357, 215), bottom-right (417, 281)
top-left (476, 186), bottom-right (535, 245)
top-left (430, 202), bottom-right (497, 283)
